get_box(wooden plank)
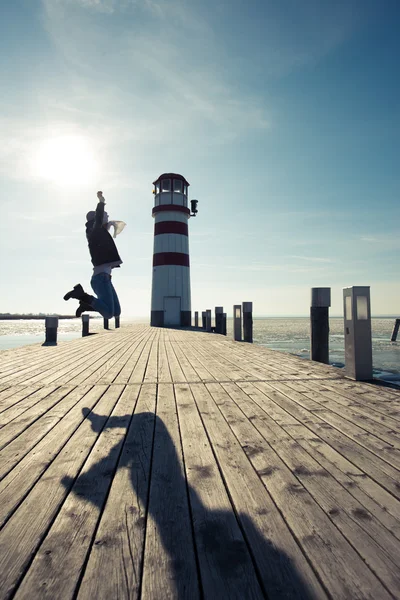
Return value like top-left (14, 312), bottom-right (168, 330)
top-left (96, 330), bottom-right (150, 384)
top-left (190, 382), bottom-right (327, 600)
top-left (0, 385), bottom-right (46, 418)
top-left (164, 341), bottom-right (186, 382)
top-left (281, 381), bottom-right (400, 470)
top-left (0, 386), bottom-right (71, 449)
top-left (73, 334), bottom-right (140, 386)
top-left (39, 333), bottom-right (134, 386)
top-left (141, 383), bottom-right (200, 599)
top-left (0, 336), bottom-right (109, 385)
top-left (170, 342), bottom-right (201, 382)
top-left (129, 330), bottom-right (158, 384)
top-left (14, 385), bottom-right (137, 600)
top-left (178, 341), bottom-right (219, 382)
top-left (114, 332), bottom-right (154, 384)
top-left (272, 439), bottom-right (400, 597)
top-left (0, 385), bottom-right (123, 600)
top-left (157, 339), bottom-right (172, 383)
top-left (308, 379), bottom-right (400, 425)
top-left (143, 330), bottom-right (159, 383)
top-left (209, 382), bottom-right (392, 600)
top-left (0, 385), bottom-right (106, 528)
top-left (263, 381), bottom-right (400, 500)
top-left (298, 381), bottom-right (400, 450)
top-left (77, 384), bottom-right (155, 600)
top-left (175, 383), bottom-right (265, 599)
top-left (283, 423), bottom-right (400, 539)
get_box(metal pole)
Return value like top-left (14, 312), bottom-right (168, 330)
top-left (45, 316), bottom-right (58, 344)
top-left (104, 318), bottom-right (109, 330)
top-left (82, 314), bottom-right (90, 337)
top-left (194, 311), bottom-right (199, 328)
top-left (310, 288), bottom-right (330, 364)
top-left (390, 319), bottom-right (400, 342)
top-left (222, 313), bottom-right (227, 336)
top-left (233, 305), bottom-right (242, 341)
top-left (242, 302), bottom-right (253, 343)
top-left (202, 311), bottom-right (206, 330)
top-left (115, 316), bottom-right (120, 329)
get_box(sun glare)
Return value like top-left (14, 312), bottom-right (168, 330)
top-left (33, 135), bottom-right (99, 185)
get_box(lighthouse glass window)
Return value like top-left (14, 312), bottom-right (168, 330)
top-left (173, 179), bottom-right (183, 193)
top-left (161, 179), bottom-right (171, 192)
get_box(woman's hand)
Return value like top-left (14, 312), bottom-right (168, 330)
top-left (97, 191), bottom-right (106, 203)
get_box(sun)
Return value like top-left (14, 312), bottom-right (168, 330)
top-left (33, 135), bottom-right (99, 185)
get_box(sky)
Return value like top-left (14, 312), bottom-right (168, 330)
top-left (0, 0), bottom-right (399, 317)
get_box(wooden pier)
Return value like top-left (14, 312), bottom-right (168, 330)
top-left (0, 325), bottom-right (400, 599)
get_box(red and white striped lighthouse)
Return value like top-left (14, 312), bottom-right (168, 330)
top-left (150, 173), bottom-right (193, 327)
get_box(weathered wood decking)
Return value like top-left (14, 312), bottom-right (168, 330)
top-left (0, 325), bottom-right (400, 599)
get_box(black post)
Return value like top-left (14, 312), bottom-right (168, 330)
top-left (115, 316), bottom-right (120, 329)
top-left (222, 313), bottom-right (227, 336)
top-left (45, 316), bottom-right (58, 344)
top-left (215, 306), bottom-right (223, 334)
top-left (390, 318), bottom-right (400, 342)
top-left (310, 288), bottom-right (331, 364)
top-left (104, 318), bottom-right (109, 330)
top-left (82, 315), bottom-right (90, 337)
top-left (242, 302), bottom-right (253, 343)
top-left (202, 311), bottom-right (206, 330)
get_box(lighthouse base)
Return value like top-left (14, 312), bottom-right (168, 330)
top-left (150, 310), bottom-right (192, 328)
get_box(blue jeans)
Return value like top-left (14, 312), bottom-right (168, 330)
top-left (90, 273), bottom-right (121, 319)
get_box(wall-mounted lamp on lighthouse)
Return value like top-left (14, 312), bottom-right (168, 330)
top-left (150, 173), bottom-right (198, 328)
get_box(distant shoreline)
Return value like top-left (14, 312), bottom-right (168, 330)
top-left (0, 315), bottom-right (78, 320)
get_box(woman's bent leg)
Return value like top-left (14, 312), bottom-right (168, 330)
top-left (90, 273), bottom-right (115, 319)
top-left (110, 279), bottom-right (121, 317)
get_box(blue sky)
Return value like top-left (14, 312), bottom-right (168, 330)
top-left (0, 0), bottom-right (399, 317)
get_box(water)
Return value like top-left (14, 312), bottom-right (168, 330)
top-left (1, 317), bottom-right (399, 385)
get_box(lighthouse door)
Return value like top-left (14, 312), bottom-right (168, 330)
top-left (164, 296), bottom-right (181, 326)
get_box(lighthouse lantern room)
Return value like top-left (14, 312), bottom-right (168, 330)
top-left (151, 173), bottom-right (194, 327)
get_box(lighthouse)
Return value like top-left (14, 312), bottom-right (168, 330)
top-left (150, 173), bottom-right (196, 327)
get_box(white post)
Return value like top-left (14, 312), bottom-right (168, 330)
top-left (343, 286), bottom-right (373, 380)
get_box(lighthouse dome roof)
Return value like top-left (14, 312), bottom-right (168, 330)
top-left (153, 173), bottom-right (190, 186)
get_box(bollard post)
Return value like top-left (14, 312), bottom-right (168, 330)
top-left (390, 319), bottom-right (400, 342)
top-left (82, 314), bottom-right (90, 337)
top-left (242, 302), bottom-right (253, 343)
top-left (194, 311), bottom-right (199, 328)
top-left (115, 316), bottom-right (120, 329)
top-left (45, 316), bottom-right (58, 344)
top-left (222, 313), bottom-right (227, 336)
top-left (206, 309), bottom-right (212, 332)
top-left (343, 286), bottom-right (373, 380)
top-left (233, 305), bottom-right (242, 341)
top-left (215, 307), bottom-right (223, 334)
top-left (202, 311), bottom-right (206, 330)
top-left (104, 318), bottom-right (109, 330)
top-left (310, 288), bottom-right (330, 364)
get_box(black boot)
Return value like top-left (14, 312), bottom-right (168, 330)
top-left (76, 301), bottom-right (97, 318)
top-left (64, 284), bottom-right (85, 301)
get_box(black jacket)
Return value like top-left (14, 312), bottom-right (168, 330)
top-left (85, 201), bottom-right (122, 267)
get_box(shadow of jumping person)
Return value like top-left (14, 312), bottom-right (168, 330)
top-left (62, 408), bottom-right (321, 600)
